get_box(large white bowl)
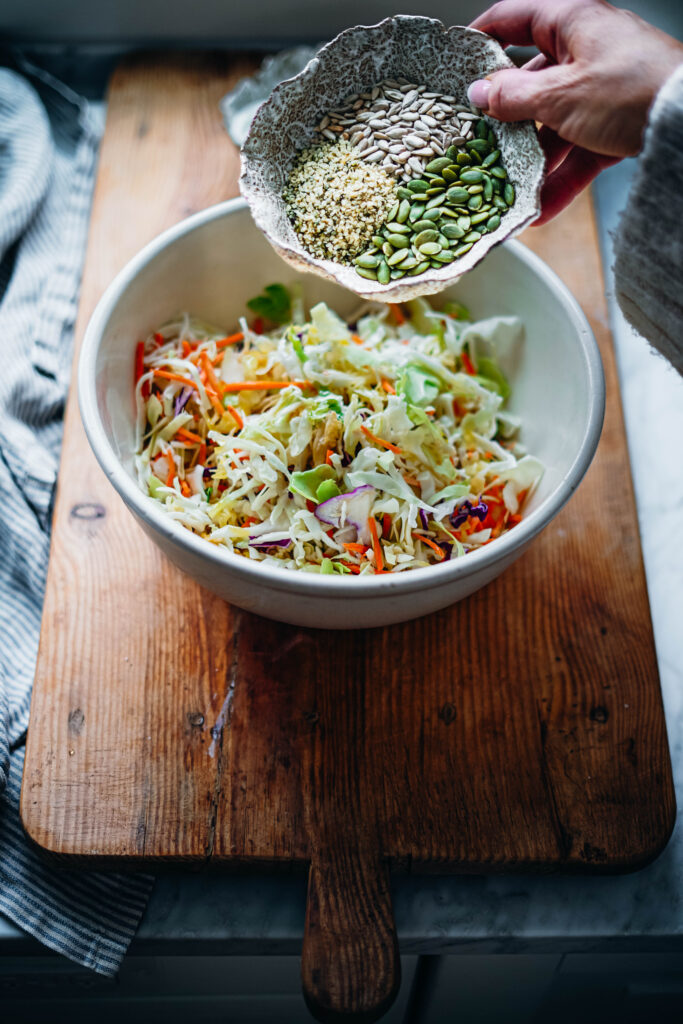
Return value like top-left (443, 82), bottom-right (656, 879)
top-left (79, 199), bottom-right (604, 629)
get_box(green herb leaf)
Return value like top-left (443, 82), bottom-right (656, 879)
top-left (246, 283), bottom-right (292, 325)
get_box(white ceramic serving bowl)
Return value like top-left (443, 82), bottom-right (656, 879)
top-left (79, 199), bottom-right (604, 629)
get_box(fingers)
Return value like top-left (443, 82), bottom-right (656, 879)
top-left (538, 125), bottom-right (572, 173)
top-left (468, 64), bottom-right (568, 124)
top-left (536, 146), bottom-right (619, 224)
top-left (470, 0), bottom-right (582, 50)
top-left (522, 53), bottom-right (553, 73)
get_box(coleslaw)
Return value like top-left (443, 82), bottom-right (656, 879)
top-left (134, 287), bottom-right (543, 575)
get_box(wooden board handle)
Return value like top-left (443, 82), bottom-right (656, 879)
top-left (302, 849), bottom-right (400, 1023)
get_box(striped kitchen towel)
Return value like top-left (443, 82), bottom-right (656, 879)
top-left (0, 56), bottom-right (154, 976)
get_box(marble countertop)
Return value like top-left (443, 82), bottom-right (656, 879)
top-left (1, 157), bottom-right (681, 959)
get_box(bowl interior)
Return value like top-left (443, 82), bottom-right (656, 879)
top-left (87, 202), bottom-right (599, 533)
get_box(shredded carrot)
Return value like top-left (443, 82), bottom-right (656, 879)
top-left (200, 351), bottom-right (223, 394)
top-left (176, 427), bottom-right (203, 444)
top-left (154, 332), bottom-right (165, 347)
top-left (216, 331), bottom-right (244, 350)
top-left (243, 516), bottom-right (259, 526)
top-left (325, 449), bottom-right (334, 466)
top-left (360, 424), bottom-right (402, 454)
top-left (181, 339), bottom-right (193, 358)
top-left (368, 517), bottom-right (385, 574)
top-left (225, 403), bottom-right (243, 429)
top-left (154, 369), bottom-right (198, 390)
top-left (403, 473), bottom-right (421, 487)
top-left (343, 542), bottom-right (367, 554)
top-left (211, 353), bottom-right (224, 366)
top-left (199, 442), bottom-right (207, 463)
top-left (381, 379), bottom-right (396, 395)
top-left (351, 333), bottom-right (364, 346)
top-left (452, 398), bottom-right (466, 418)
top-left (461, 350), bottom-right (476, 375)
top-left (205, 387), bottom-right (226, 418)
top-left (220, 380), bottom-right (312, 392)
top-left (413, 532), bottom-right (445, 561)
top-left (388, 302), bottom-right (405, 325)
top-left (164, 451), bottom-right (175, 487)
top-left (180, 480), bottom-right (191, 497)
top-left (340, 561), bottom-right (362, 574)
top-left (135, 341), bottom-right (149, 399)
top-left (382, 513), bottom-right (392, 540)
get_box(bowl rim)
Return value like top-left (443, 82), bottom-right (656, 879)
top-left (78, 196), bottom-right (605, 598)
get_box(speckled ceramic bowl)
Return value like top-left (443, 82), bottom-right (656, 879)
top-left (240, 15), bottom-right (545, 303)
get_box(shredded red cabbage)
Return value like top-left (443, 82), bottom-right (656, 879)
top-left (419, 508), bottom-right (429, 530)
top-left (248, 537), bottom-right (292, 549)
top-left (174, 387), bottom-right (192, 415)
top-left (451, 500), bottom-right (488, 529)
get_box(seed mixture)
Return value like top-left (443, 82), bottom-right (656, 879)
top-left (315, 79), bottom-right (477, 183)
top-left (282, 139), bottom-right (397, 262)
top-left (283, 79), bottom-right (516, 284)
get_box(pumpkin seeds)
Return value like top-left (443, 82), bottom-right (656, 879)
top-left (387, 249), bottom-right (409, 266)
top-left (349, 114), bottom-right (515, 283)
top-left (355, 253), bottom-right (380, 268)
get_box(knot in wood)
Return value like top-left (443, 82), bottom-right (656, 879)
top-left (70, 503), bottom-right (106, 520)
top-left (438, 702), bottom-right (457, 725)
top-left (590, 705), bottom-right (609, 724)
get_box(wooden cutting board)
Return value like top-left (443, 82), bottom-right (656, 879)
top-left (21, 53), bottom-right (675, 1023)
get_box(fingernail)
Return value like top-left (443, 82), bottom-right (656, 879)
top-left (467, 79), bottom-right (491, 109)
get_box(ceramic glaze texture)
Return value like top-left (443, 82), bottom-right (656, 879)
top-left (78, 200), bottom-right (603, 630)
top-left (240, 15), bottom-right (545, 302)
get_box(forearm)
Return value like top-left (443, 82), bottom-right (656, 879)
top-left (614, 64), bottom-right (683, 374)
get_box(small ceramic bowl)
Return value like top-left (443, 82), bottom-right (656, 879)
top-left (78, 199), bottom-right (604, 630)
top-left (240, 15), bottom-right (545, 303)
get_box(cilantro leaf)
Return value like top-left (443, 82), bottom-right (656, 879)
top-left (246, 284), bottom-right (292, 325)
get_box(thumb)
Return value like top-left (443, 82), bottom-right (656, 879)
top-left (468, 65), bottom-right (568, 124)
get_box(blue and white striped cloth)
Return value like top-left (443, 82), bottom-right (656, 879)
top-left (0, 57), bottom-right (153, 976)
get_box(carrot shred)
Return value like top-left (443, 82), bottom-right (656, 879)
top-left (360, 424), bottom-right (402, 454)
top-left (200, 351), bottom-right (223, 394)
top-left (403, 473), bottom-right (421, 487)
top-left (325, 448), bottom-right (334, 466)
top-left (220, 380), bottom-right (312, 392)
top-left (199, 442), bottom-right (207, 463)
top-left (225, 403), bottom-right (243, 429)
top-left (382, 513), bottom-right (392, 540)
top-left (343, 542), bottom-right (367, 554)
top-left (388, 302), bottom-right (405, 325)
top-left (135, 341), bottom-right (150, 398)
top-left (206, 387), bottom-right (225, 418)
top-left (181, 339), bottom-right (193, 358)
top-left (368, 517), bottom-right (385, 574)
top-left (176, 427), bottom-right (203, 444)
top-left (216, 332), bottom-right (244, 350)
top-left (339, 560), bottom-right (362, 575)
top-left (381, 379), bottom-right (396, 395)
top-left (154, 332), bottom-right (165, 347)
top-left (413, 532), bottom-right (445, 560)
top-left (164, 451), bottom-right (175, 487)
top-left (351, 333), bottom-right (364, 346)
top-left (180, 480), bottom-right (191, 497)
top-left (461, 350), bottom-right (476, 375)
top-left (154, 369), bottom-right (198, 390)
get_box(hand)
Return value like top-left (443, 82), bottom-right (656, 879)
top-left (468, 0), bottom-right (683, 222)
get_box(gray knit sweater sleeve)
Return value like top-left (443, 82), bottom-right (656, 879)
top-left (614, 63), bottom-right (683, 374)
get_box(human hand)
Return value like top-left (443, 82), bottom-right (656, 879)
top-left (468, 0), bottom-right (683, 222)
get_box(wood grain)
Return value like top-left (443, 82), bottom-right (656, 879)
top-left (21, 53), bottom-right (675, 1023)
